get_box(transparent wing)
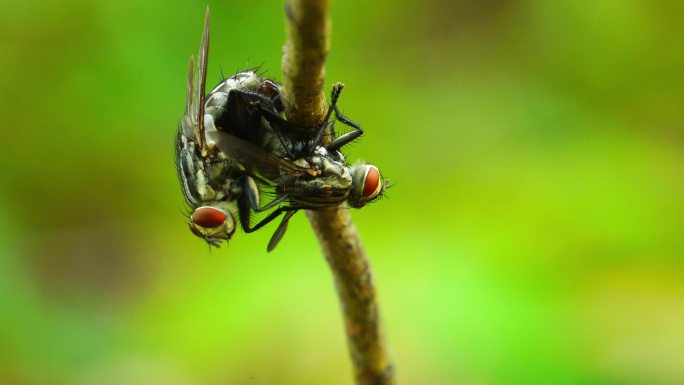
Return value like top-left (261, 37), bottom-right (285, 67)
top-left (181, 8), bottom-right (210, 153)
top-left (196, 7), bottom-right (210, 153)
top-left (208, 131), bottom-right (312, 181)
top-left (184, 57), bottom-right (194, 124)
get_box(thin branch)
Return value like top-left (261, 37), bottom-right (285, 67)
top-left (281, 1), bottom-right (395, 384)
top-left (281, 0), bottom-right (329, 127)
top-left (305, 207), bottom-right (395, 385)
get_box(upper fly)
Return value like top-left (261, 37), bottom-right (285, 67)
top-left (209, 83), bottom-right (388, 251)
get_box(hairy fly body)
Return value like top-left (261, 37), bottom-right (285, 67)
top-left (175, 9), bottom-right (291, 247)
top-left (209, 83), bottom-right (388, 251)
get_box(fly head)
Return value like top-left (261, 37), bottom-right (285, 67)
top-left (347, 163), bottom-right (386, 208)
top-left (188, 204), bottom-right (236, 247)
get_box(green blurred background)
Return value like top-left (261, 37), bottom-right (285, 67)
top-left (1, 0), bottom-right (683, 384)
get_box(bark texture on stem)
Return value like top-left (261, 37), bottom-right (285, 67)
top-left (281, 1), bottom-right (395, 384)
top-left (305, 207), bottom-right (394, 385)
top-left (281, 0), bottom-right (329, 127)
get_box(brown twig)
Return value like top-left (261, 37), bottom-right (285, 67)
top-left (281, 1), bottom-right (394, 384)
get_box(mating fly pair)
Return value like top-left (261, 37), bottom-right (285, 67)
top-left (175, 9), bottom-right (387, 251)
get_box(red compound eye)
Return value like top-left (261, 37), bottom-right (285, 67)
top-left (362, 166), bottom-right (381, 198)
top-left (191, 206), bottom-right (227, 228)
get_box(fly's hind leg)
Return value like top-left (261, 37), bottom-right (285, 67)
top-left (236, 176), bottom-right (302, 251)
top-left (267, 210), bottom-right (298, 252)
top-left (240, 175), bottom-right (288, 213)
top-left (238, 201), bottom-right (294, 233)
top-left (237, 192), bottom-right (300, 251)
top-left (230, 87), bottom-right (309, 158)
top-left (248, 100), bottom-right (313, 159)
top-left (237, 175), bottom-right (290, 231)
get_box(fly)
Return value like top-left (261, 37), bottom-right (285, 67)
top-left (209, 83), bottom-right (388, 251)
top-left (175, 8), bottom-right (297, 247)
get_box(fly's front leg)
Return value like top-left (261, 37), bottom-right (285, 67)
top-left (309, 82), bottom-right (364, 153)
top-left (326, 83), bottom-right (364, 152)
top-left (309, 83), bottom-right (343, 152)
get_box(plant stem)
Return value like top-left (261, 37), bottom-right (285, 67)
top-left (281, 1), bottom-right (395, 384)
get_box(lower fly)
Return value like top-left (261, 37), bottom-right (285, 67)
top-left (174, 8), bottom-right (239, 247)
top-left (175, 8), bottom-right (305, 248)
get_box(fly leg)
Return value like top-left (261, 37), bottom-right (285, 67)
top-left (252, 83), bottom-right (347, 156)
top-left (267, 210), bottom-right (298, 252)
top-left (308, 83), bottom-right (343, 153)
top-left (227, 88), bottom-right (297, 158)
top-left (237, 201), bottom-right (295, 233)
top-left (251, 83), bottom-right (362, 156)
top-left (254, 102), bottom-right (312, 134)
top-left (237, 196), bottom-right (300, 251)
top-left (229, 88), bottom-right (307, 157)
top-left (325, 83), bottom-right (365, 152)
top-left (242, 176), bottom-right (288, 212)
top-left (250, 105), bottom-right (300, 159)
top-left (307, 82), bottom-right (364, 153)
top-left (249, 100), bottom-right (326, 159)
top-left (236, 176), bottom-right (304, 251)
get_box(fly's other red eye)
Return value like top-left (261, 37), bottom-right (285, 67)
top-left (362, 166), bottom-right (381, 198)
top-left (191, 206), bottom-right (227, 228)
